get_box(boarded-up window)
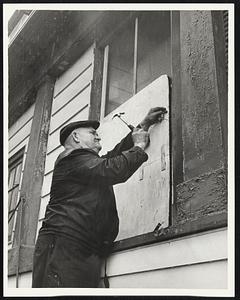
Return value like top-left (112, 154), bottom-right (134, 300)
top-left (98, 75), bottom-right (170, 240)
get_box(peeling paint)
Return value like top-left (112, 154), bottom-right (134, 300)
top-left (176, 168), bottom-right (227, 224)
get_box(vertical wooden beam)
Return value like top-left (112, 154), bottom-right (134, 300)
top-left (211, 11), bottom-right (228, 169)
top-left (170, 11), bottom-right (184, 225)
top-left (13, 75), bottom-right (55, 249)
top-left (133, 17), bottom-right (138, 95)
top-left (100, 45), bottom-right (109, 120)
top-left (89, 43), bottom-right (104, 120)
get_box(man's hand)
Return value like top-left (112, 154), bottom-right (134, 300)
top-left (132, 128), bottom-right (150, 150)
top-left (140, 107), bottom-right (168, 131)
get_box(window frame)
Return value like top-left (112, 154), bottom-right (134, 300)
top-left (8, 147), bottom-right (25, 246)
top-left (96, 10), bottom-right (228, 254)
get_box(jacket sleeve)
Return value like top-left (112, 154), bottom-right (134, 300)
top-left (101, 125), bottom-right (142, 159)
top-left (69, 146), bottom-right (148, 186)
top-left (101, 132), bottom-right (134, 158)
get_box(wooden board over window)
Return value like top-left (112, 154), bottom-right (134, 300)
top-left (98, 75), bottom-right (170, 240)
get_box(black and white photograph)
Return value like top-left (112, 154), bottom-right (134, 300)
top-left (3, 3), bottom-right (235, 297)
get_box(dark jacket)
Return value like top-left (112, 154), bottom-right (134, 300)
top-left (39, 132), bottom-right (148, 256)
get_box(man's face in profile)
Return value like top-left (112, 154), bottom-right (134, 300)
top-left (75, 127), bottom-right (102, 153)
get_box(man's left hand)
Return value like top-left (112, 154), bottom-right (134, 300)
top-left (140, 107), bottom-right (167, 131)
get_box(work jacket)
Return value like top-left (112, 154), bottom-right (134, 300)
top-left (39, 132), bottom-right (148, 256)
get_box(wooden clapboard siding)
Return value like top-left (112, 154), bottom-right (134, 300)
top-left (8, 104), bottom-right (35, 157)
top-left (53, 46), bottom-right (94, 97)
top-left (37, 46), bottom-right (94, 229)
top-left (38, 195), bottom-right (50, 220)
top-left (9, 104), bottom-right (35, 138)
top-left (104, 228), bottom-right (227, 288)
top-left (52, 70), bottom-right (92, 116)
top-left (108, 259), bottom-right (227, 289)
top-left (49, 87), bottom-right (90, 136)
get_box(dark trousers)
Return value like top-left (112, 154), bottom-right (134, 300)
top-left (32, 234), bottom-right (103, 288)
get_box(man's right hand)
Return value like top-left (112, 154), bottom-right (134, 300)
top-left (132, 128), bottom-right (150, 150)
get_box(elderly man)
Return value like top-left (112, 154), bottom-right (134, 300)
top-left (32, 107), bottom-right (167, 288)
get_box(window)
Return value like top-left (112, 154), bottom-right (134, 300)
top-left (8, 150), bottom-right (24, 244)
top-left (102, 11), bottom-right (171, 117)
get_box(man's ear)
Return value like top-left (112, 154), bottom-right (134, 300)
top-left (72, 130), bottom-right (80, 143)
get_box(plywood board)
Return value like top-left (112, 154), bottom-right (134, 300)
top-left (98, 75), bottom-right (170, 240)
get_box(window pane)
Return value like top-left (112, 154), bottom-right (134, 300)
top-left (14, 162), bottom-right (22, 185)
top-left (105, 20), bottom-right (135, 115)
top-left (137, 12), bottom-right (171, 92)
top-left (8, 168), bottom-right (16, 190)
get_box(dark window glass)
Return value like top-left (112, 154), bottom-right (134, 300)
top-left (105, 20), bottom-right (135, 115)
top-left (105, 12), bottom-right (171, 116)
top-left (137, 12), bottom-right (171, 92)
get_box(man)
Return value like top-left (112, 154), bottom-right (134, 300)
top-left (32, 107), bottom-right (167, 288)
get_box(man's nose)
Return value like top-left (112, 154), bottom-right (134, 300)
top-left (95, 135), bottom-right (101, 141)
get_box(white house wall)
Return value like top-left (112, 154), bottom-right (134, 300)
top-left (104, 228), bottom-right (227, 288)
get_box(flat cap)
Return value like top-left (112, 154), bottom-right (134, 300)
top-left (60, 120), bottom-right (100, 145)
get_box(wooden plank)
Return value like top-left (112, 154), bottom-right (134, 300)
top-left (41, 172), bottom-right (53, 198)
top-left (170, 11), bottom-right (184, 224)
top-left (107, 229), bottom-right (227, 277)
top-left (211, 11), bottom-right (228, 168)
top-left (49, 87), bottom-right (90, 134)
top-left (100, 45), bottom-right (109, 120)
top-left (89, 44), bottom-right (104, 120)
top-left (44, 147), bottom-right (63, 175)
top-left (108, 259), bottom-right (227, 289)
top-left (98, 75), bottom-right (170, 240)
top-left (52, 68), bottom-right (92, 115)
top-left (54, 45), bottom-right (94, 97)
top-left (8, 120), bottom-right (32, 153)
top-left (38, 194), bottom-right (50, 220)
top-left (13, 76), bottom-right (55, 248)
top-left (113, 212), bottom-right (227, 253)
top-left (9, 104), bottom-right (35, 138)
top-left (47, 104), bottom-right (89, 155)
top-left (8, 137), bottom-right (29, 157)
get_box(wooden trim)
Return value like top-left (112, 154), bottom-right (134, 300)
top-left (89, 43), bottom-right (104, 120)
top-left (170, 11), bottom-right (184, 224)
top-left (211, 11), bottom-right (228, 169)
top-left (113, 212), bottom-right (227, 253)
top-left (8, 245), bottom-right (35, 276)
top-left (133, 17), bottom-right (138, 95)
top-left (9, 76), bottom-right (55, 277)
top-left (100, 45), bottom-right (109, 120)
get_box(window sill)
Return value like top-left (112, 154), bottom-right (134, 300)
top-left (113, 212), bottom-right (227, 253)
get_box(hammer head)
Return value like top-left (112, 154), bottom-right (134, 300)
top-left (112, 112), bottom-right (125, 119)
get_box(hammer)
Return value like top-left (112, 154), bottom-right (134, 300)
top-left (112, 112), bottom-right (134, 131)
